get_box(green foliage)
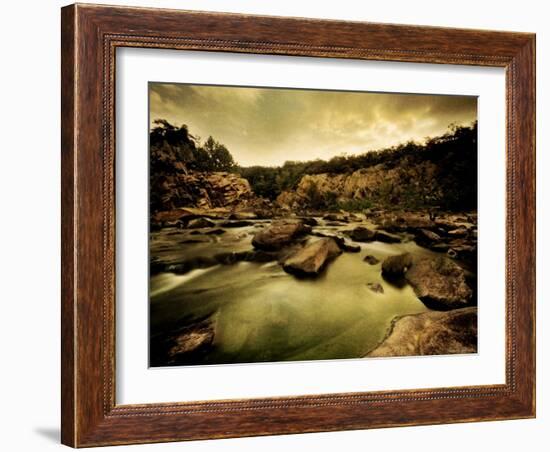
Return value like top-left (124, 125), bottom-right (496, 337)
top-left (150, 120), bottom-right (236, 173)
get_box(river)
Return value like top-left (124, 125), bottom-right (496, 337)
top-left (149, 217), bottom-right (443, 366)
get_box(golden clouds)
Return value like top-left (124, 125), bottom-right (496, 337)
top-left (150, 83), bottom-right (476, 167)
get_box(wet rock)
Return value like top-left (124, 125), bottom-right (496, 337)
top-left (447, 227), bottom-right (469, 238)
top-left (310, 231), bottom-right (360, 253)
top-left (168, 322), bottom-right (215, 358)
top-left (414, 228), bottom-right (442, 248)
top-left (150, 317), bottom-right (217, 366)
top-left (299, 217), bottom-right (319, 227)
top-left (203, 228), bottom-right (226, 235)
top-left (165, 256), bottom-right (218, 274)
top-left (447, 244), bottom-right (477, 263)
top-left (346, 226), bottom-right (376, 242)
top-left (381, 253), bottom-right (413, 279)
top-left (373, 230), bottom-right (401, 243)
top-left (366, 282), bottom-right (384, 294)
top-left (252, 221), bottom-right (311, 251)
top-left (187, 217), bottom-right (216, 229)
top-left (323, 213), bottom-right (348, 222)
top-left (220, 220), bottom-right (254, 228)
top-left (229, 211), bottom-right (257, 220)
top-left (214, 250), bottom-right (277, 265)
top-left (430, 243), bottom-right (451, 253)
top-left (363, 255), bottom-right (380, 265)
top-left (163, 220), bottom-right (183, 228)
top-left (405, 256), bottom-right (473, 310)
top-left (367, 307), bottom-right (477, 357)
top-left (338, 241), bottom-right (361, 253)
top-left (282, 238), bottom-right (342, 277)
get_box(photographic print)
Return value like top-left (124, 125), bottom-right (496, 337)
top-left (149, 83), bottom-right (478, 367)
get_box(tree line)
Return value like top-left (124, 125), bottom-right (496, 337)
top-left (150, 119), bottom-right (236, 173)
top-left (150, 119), bottom-right (477, 211)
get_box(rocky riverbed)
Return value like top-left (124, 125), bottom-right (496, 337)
top-left (149, 208), bottom-right (477, 367)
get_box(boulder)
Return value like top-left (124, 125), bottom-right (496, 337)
top-left (214, 249), bottom-right (277, 265)
top-left (373, 230), bottom-right (401, 243)
top-left (367, 307), bottom-right (477, 357)
top-left (381, 253), bottom-right (413, 278)
top-left (447, 243), bottom-right (477, 263)
top-left (338, 241), bottom-right (361, 253)
top-left (282, 238), bottom-right (342, 277)
top-left (229, 211), bottom-right (257, 220)
top-left (323, 213), bottom-right (348, 222)
top-left (366, 282), bottom-right (384, 294)
top-left (220, 220), bottom-right (254, 228)
top-left (310, 231), bottom-right (360, 253)
top-left (346, 226), bottom-right (376, 242)
top-left (363, 255), bottom-right (380, 265)
top-left (447, 227), bottom-right (469, 237)
top-left (252, 221), bottom-right (311, 251)
top-left (414, 228), bottom-right (442, 248)
top-left (186, 217), bottom-right (216, 229)
top-left (405, 256), bottom-right (473, 310)
top-left (159, 317), bottom-right (217, 365)
top-left (299, 217), bottom-right (319, 227)
top-left (203, 228), bottom-right (226, 235)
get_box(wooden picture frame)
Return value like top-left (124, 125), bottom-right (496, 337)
top-left (61, 3), bottom-right (536, 447)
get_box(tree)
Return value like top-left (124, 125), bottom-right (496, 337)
top-left (150, 120), bottom-right (237, 173)
top-left (201, 136), bottom-right (235, 171)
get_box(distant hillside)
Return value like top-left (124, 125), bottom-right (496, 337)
top-left (241, 123), bottom-right (477, 211)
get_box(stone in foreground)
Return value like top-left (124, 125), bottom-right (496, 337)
top-left (366, 282), bottom-right (384, 294)
top-left (367, 307), bottom-right (477, 357)
top-left (282, 238), bottom-right (342, 277)
top-left (162, 317), bottom-right (216, 365)
top-left (252, 221), bottom-right (311, 251)
top-left (405, 256), bottom-right (473, 310)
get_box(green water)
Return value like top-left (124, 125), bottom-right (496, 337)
top-left (150, 219), bottom-right (440, 366)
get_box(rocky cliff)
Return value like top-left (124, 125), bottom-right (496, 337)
top-left (151, 171), bottom-right (259, 212)
top-left (275, 161), bottom-right (440, 210)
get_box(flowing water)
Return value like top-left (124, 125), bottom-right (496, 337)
top-left (150, 218), bottom-right (442, 366)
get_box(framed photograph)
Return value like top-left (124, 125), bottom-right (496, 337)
top-left (61, 3), bottom-right (536, 447)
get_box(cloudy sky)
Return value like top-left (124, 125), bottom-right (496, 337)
top-left (149, 83), bottom-right (477, 167)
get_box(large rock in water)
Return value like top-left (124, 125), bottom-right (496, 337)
top-left (186, 217), bottom-right (216, 229)
top-left (282, 238), bottom-right (342, 277)
top-left (381, 253), bottom-right (413, 278)
top-left (373, 230), bottom-right (401, 243)
top-left (405, 256), bottom-right (472, 310)
top-left (367, 307), bottom-right (477, 357)
top-left (414, 228), bottom-right (442, 248)
top-left (252, 221), bottom-right (311, 251)
top-left (149, 317), bottom-right (217, 366)
top-left (346, 226), bottom-right (376, 242)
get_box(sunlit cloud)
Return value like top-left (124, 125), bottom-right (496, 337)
top-left (149, 83), bottom-right (477, 167)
